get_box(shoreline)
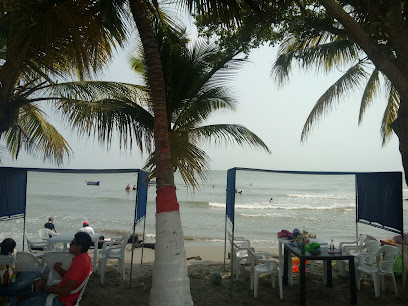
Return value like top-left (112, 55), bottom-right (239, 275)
top-left (120, 244), bottom-right (279, 265)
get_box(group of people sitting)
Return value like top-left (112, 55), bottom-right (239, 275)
top-left (0, 217), bottom-right (96, 305)
top-left (22, 231), bottom-right (93, 306)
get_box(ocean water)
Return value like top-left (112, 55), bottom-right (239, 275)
top-left (1, 170), bottom-right (408, 250)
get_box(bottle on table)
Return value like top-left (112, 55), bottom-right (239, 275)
top-left (3, 265), bottom-right (9, 286)
top-left (301, 240), bottom-right (306, 253)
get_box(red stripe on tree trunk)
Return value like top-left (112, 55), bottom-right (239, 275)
top-left (156, 186), bottom-right (179, 213)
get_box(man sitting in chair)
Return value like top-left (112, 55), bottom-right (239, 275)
top-left (22, 232), bottom-right (93, 306)
top-left (78, 220), bottom-right (94, 235)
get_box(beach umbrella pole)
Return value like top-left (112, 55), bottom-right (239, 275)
top-left (141, 216), bottom-right (146, 265)
top-left (223, 215), bottom-right (227, 271)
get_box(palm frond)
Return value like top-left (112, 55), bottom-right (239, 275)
top-left (174, 87), bottom-right (236, 129)
top-left (46, 81), bottom-right (149, 106)
top-left (359, 68), bottom-right (380, 124)
top-left (381, 85), bottom-right (399, 146)
top-left (4, 104), bottom-right (71, 164)
top-left (143, 135), bottom-right (211, 189)
top-left (273, 38), bottom-right (363, 86)
top-left (271, 51), bottom-right (297, 86)
top-left (301, 61), bottom-right (369, 141)
top-left (57, 96), bottom-right (154, 153)
top-left (190, 124), bottom-right (271, 153)
top-left (2, 0), bottom-right (129, 77)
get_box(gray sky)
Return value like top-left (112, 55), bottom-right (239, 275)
top-left (1, 41), bottom-right (403, 172)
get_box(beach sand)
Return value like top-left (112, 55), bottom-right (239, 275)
top-left (80, 244), bottom-right (408, 305)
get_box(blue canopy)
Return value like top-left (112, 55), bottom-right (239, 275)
top-left (135, 171), bottom-right (149, 224)
top-left (0, 167), bottom-right (149, 223)
top-left (0, 168), bottom-right (27, 221)
top-left (356, 172), bottom-right (403, 233)
top-left (225, 168), bottom-right (403, 234)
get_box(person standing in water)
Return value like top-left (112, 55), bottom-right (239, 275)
top-left (44, 217), bottom-right (57, 232)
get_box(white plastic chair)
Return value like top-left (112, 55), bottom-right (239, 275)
top-left (227, 231), bottom-right (251, 248)
top-left (39, 229), bottom-right (59, 251)
top-left (337, 234), bottom-right (367, 274)
top-left (42, 252), bottom-right (74, 286)
top-left (98, 232), bottom-right (130, 284)
top-left (232, 240), bottom-right (253, 280)
top-left (39, 228), bottom-right (58, 239)
top-left (26, 238), bottom-right (48, 257)
top-left (338, 240), bottom-right (381, 276)
top-left (339, 234), bottom-right (367, 253)
top-left (247, 248), bottom-right (283, 299)
top-left (45, 271), bottom-right (92, 306)
top-left (227, 231), bottom-right (252, 279)
top-left (356, 245), bottom-right (400, 297)
top-left (0, 255), bottom-right (15, 266)
top-left (15, 252), bottom-right (45, 273)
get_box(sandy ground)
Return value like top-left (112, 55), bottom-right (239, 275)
top-left (79, 244), bottom-right (408, 305)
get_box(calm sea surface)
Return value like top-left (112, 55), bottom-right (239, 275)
top-left (2, 170), bottom-right (408, 250)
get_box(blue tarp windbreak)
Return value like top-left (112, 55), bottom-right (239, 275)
top-left (0, 168), bottom-right (27, 221)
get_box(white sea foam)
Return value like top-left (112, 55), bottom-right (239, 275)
top-left (209, 202), bottom-right (354, 211)
top-left (287, 193), bottom-right (353, 200)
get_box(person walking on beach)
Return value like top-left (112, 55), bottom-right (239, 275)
top-left (43, 217), bottom-right (57, 232)
top-left (132, 185), bottom-right (137, 190)
top-left (125, 184), bottom-right (130, 191)
top-left (78, 221), bottom-right (94, 235)
top-left (22, 232), bottom-right (93, 306)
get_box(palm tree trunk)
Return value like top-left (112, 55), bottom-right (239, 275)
top-left (392, 97), bottom-right (408, 186)
top-left (129, 1), bottom-right (193, 304)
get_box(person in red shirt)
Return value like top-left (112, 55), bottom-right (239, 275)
top-left (22, 232), bottom-right (93, 306)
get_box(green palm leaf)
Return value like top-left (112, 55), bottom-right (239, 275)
top-left (57, 96), bottom-right (154, 153)
top-left (273, 37), bottom-right (362, 86)
top-left (381, 83), bottom-right (399, 146)
top-left (4, 104), bottom-right (71, 164)
top-left (301, 61), bottom-right (369, 141)
top-left (144, 135), bottom-right (210, 189)
top-left (190, 124), bottom-right (271, 153)
top-left (359, 68), bottom-right (380, 124)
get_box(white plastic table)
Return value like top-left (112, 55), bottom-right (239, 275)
top-left (48, 233), bottom-right (100, 270)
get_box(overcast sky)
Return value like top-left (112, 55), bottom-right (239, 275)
top-left (1, 29), bottom-right (403, 173)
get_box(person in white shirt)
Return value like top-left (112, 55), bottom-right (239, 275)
top-left (78, 221), bottom-right (94, 234)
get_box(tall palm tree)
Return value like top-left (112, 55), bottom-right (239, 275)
top-left (1, 1), bottom-right (247, 304)
top-left (54, 17), bottom-right (269, 305)
top-left (272, 33), bottom-right (399, 146)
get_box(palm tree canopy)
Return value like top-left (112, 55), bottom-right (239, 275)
top-left (0, 0), bottom-right (129, 78)
top-left (58, 23), bottom-right (270, 188)
top-left (0, 0), bottom-right (131, 163)
top-left (272, 33), bottom-right (397, 145)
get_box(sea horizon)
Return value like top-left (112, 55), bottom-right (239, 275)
top-left (1, 169), bottom-right (407, 251)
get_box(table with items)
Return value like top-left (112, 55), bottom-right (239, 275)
top-left (283, 242), bottom-right (357, 306)
top-left (0, 271), bottom-right (42, 306)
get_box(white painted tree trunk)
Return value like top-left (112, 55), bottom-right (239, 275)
top-left (149, 211), bottom-right (193, 305)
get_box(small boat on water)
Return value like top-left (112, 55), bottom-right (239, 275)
top-left (86, 181), bottom-right (100, 186)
